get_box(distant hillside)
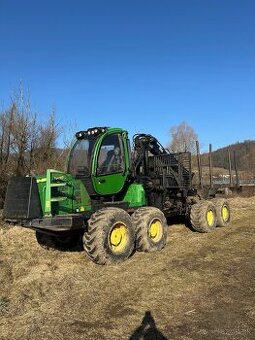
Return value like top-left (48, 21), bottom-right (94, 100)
top-left (201, 140), bottom-right (255, 174)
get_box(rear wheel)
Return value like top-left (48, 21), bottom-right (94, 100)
top-left (131, 207), bottom-right (168, 252)
top-left (83, 207), bottom-right (135, 264)
top-left (212, 198), bottom-right (231, 227)
top-left (190, 200), bottom-right (217, 233)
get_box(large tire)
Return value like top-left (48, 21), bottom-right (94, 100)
top-left (190, 200), bottom-right (217, 233)
top-left (83, 207), bottom-right (135, 265)
top-left (131, 207), bottom-right (167, 252)
top-left (36, 231), bottom-right (81, 250)
top-left (212, 198), bottom-right (231, 227)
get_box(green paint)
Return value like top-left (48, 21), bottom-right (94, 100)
top-left (123, 184), bottom-right (146, 207)
top-left (91, 128), bottom-right (131, 195)
top-left (72, 179), bottom-right (91, 212)
top-left (36, 169), bottom-right (91, 217)
top-left (36, 176), bottom-right (47, 215)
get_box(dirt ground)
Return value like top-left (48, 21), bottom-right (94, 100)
top-left (0, 197), bottom-right (255, 340)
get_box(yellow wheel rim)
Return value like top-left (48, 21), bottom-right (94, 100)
top-left (149, 219), bottom-right (163, 243)
top-left (109, 223), bottom-right (128, 253)
top-left (222, 205), bottom-right (229, 222)
top-left (207, 210), bottom-right (215, 227)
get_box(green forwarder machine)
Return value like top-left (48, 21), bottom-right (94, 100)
top-left (3, 127), bottom-right (231, 264)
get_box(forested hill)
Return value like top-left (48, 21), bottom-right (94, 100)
top-left (208, 140), bottom-right (255, 172)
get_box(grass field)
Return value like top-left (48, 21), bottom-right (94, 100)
top-left (0, 197), bottom-right (255, 340)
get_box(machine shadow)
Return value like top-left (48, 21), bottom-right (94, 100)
top-left (166, 215), bottom-right (192, 231)
top-left (35, 230), bottom-right (85, 252)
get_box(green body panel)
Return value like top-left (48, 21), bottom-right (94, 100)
top-left (36, 170), bottom-right (91, 217)
top-left (91, 128), bottom-right (131, 195)
top-left (36, 176), bottom-right (47, 214)
top-left (72, 179), bottom-right (91, 213)
top-left (93, 173), bottom-right (127, 195)
top-left (123, 183), bottom-right (146, 207)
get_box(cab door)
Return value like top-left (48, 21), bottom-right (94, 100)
top-left (92, 132), bottom-right (129, 195)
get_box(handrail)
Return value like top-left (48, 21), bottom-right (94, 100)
top-left (44, 169), bottom-right (68, 216)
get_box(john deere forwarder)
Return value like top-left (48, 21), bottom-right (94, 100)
top-left (3, 127), bottom-right (231, 264)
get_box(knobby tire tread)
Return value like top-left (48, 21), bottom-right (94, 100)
top-left (131, 207), bottom-right (167, 252)
top-left (83, 207), bottom-right (135, 264)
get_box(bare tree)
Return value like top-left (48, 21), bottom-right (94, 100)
top-left (0, 104), bottom-right (16, 207)
top-left (0, 84), bottom-right (63, 207)
top-left (34, 111), bottom-right (60, 173)
top-left (10, 85), bottom-right (38, 175)
top-left (55, 119), bottom-right (78, 170)
top-left (168, 121), bottom-right (198, 154)
top-left (0, 104), bottom-right (15, 170)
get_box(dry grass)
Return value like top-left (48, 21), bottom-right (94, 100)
top-left (0, 197), bottom-right (255, 339)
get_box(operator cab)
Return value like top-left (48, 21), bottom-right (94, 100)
top-left (68, 127), bottom-right (130, 196)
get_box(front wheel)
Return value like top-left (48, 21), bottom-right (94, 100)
top-left (131, 207), bottom-right (168, 252)
top-left (83, 207), bottom-right (135, 265)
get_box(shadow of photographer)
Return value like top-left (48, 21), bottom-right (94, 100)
top-left (129, 311), bottom-right (168, 340)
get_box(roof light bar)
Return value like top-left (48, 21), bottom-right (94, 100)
top-left (75, 127), bottom-right (108, 139)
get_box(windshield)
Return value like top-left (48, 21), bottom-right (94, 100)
top-left (68, 138), bottom-right (96, 177)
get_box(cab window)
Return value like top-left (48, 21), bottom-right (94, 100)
top-left (68, 138), bottom-right (95, 177)
top-left (97, 134), bottom-right (124, 175)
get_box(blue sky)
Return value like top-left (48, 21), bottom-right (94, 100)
top-left (0, 0), bottom-right (254, 151)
